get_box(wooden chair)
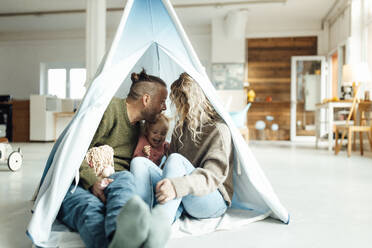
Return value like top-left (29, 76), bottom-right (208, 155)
top-left (357, 102), bottom-right (372, 155)
top-left (335, 100), bottom-right (372, 157)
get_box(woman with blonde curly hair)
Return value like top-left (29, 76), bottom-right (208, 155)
top-left (130, 72), bottom-right (234, 223)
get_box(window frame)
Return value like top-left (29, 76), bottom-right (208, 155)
top-left (41, 62), bottom-right (86, 99)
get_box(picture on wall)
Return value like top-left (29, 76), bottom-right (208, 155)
top-left (212, 63), bottom-right (245, 90)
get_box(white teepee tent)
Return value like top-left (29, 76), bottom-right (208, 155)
top-left (27, 0), bottom-right (289, 246)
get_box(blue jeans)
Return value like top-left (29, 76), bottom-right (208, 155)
top-left (130, 153), bottom-right (228, 224)
top-left (57, 171), bottom-right (136, 248)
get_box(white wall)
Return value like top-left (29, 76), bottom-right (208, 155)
top-left (328, 6), bottom-right (351, 53)
top-left (326, 0), bottom-right (372, 96)
top-left (349, 0), bottom-right (364, 64)
top-left (327, 1), bottom-right (368, 63)
top-left (184, 26), bottom-right (212, 75)
top-left (211, 17), bottom-right (245, 63)
top-left (0, 32), bottom-right (85, 99)
top-left (0, 27), bottom-right (211, 100)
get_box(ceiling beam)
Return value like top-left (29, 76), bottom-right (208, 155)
top-left (0, 0), bottom-right (287, 17)
top-left (172, 0), bottom-right (287, 8)
top-left (0, 9), bottom-right (85, 17)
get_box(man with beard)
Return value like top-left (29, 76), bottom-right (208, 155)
top-left (57, 69), bottom-right (169, 248)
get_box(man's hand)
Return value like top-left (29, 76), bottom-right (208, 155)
top-left (155, 179), bottom-right (176, 204)
top-left (91, 178), bottom-right (114, 203)
top-left (143, 145), bottom-right (151, 158)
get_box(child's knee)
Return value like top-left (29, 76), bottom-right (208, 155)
top-left (131, 156), bottom-right (149, 165)
top-left (163, 153), bottom-right (191, 176)
top-left (167, 153), bottom-right (185, 163)
top-left (130, 157), bottom-right (150, 173)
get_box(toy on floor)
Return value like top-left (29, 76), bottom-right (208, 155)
top-left (0, 138), bottom-right (23, 171)
top-left (85, 145), bottom-right (115, 178)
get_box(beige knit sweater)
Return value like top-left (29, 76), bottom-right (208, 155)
top-left (169, 120), bottom-right (234, 206)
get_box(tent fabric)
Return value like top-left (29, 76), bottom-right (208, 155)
top-left (27, 0), bottom-right (289, 246)
top-left (32, 209), bottom-right (271, 248)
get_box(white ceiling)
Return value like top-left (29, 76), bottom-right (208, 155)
top-left (0, 0), bottom-right (337, 33)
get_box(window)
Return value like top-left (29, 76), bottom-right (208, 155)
top-left (48, 69), bottom-right (66, 98)
top-left (43, 63), bottom-right (87, 99)
top-left (70, 69), bottom-right (87, 99)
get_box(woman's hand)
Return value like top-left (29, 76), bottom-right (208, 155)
top-left (155, 179), bottom-right (176, 204)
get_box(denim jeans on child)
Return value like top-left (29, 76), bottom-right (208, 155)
top-left (130, 153), bottom-right (228, 224)
top-left (57, 171), bottom-right (136, 248)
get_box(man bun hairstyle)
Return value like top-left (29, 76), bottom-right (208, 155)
top-left (131, 72), bottom-right (140, 82)
top-left (128, 69), bottom-right (167, 100)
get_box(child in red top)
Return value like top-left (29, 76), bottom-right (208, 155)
top-left (133, 114), bottom-right (170, 166)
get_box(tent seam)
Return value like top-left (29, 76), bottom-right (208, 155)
top-left (149, 0), bottom-right (155, 39)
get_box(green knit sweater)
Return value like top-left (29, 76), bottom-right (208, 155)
top-left (79, 98), bottom-right (140, 189)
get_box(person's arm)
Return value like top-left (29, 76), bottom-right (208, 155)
top-left (79, 161), bottom-right (100, 189)
top-left (169, 124), bottom-right (232, 198)
top-left (79, 106), bottom-right (112, 190)
top-left (132, 136), bottom-right (147, 158)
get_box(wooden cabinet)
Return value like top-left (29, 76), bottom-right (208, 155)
top-left (12, 100), bottom-right (30, 142)
top-left (0, 100), bottom-right (30, 142)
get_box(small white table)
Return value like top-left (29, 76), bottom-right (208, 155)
top-left (53, 112), bottom-right (75, 141)
top-left (315, 101), bottom-right (353, 151)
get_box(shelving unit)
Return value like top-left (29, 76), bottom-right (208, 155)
top-left (247, 101), bottom-right (291, 140)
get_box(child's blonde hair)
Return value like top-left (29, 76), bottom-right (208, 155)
top-left (144, 113), bottom-right (170, 134)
